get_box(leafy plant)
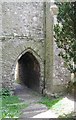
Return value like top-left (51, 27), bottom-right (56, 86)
top-left (54, 2), bottom-right (76, 74)
top-left (0, 88), bottom-right (11, 97)
top-left (66, 80), bottom-right (76, 94)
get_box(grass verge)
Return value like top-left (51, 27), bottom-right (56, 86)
top-left (39, 96), bottom-right (62, 109)
top-left (0, 88), bottom-right (28, 119)
top-left (2, 96), bottom-right (28, 118)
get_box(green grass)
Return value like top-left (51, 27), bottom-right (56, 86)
top-left (59, 112), bottom-right (76, 118)
top-left (2, 96), bottom-right (28, 118)
top-left (0, 88), bottom-right (28, 119)
top-left (2, 95), bottom-right (20, 105)
top-left (39, 97), bottom-right (62, 109)
top-left (0, 97), bottom-right (2, 119)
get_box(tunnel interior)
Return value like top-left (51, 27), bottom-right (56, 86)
top-left (17, 52), bottom-right (40, 92)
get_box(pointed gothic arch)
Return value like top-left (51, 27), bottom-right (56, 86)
top-left (14, 48), bottom-right (44, 92)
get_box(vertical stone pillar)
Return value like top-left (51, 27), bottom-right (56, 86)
top-left (44, 2), bottom-right (53, 95)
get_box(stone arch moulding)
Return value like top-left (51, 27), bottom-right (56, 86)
top-left (18, 47), bottom-right (42, 62)
top-left (13, 47), bottom-right (44, 93)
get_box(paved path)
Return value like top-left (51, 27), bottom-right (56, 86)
top-left (14, 84), bottom-right (48, 118)
top-left (14, 84), bottom-right (76, 119)
top-left (33, 96), bottom-right (75, 118)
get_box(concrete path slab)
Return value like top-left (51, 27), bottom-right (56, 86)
top-left (32, 109), bottom-right (58, 118)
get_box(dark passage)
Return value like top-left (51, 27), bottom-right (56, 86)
top-left (18, 52), bottom-right (40, 92)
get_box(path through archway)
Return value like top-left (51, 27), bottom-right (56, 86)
top-left (15, 52), bottom-right (40, 92)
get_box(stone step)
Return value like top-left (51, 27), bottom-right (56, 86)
top-left (21, 109), bottom-right (47, 118)
top-left (20, 104), bottom-right (47, 118)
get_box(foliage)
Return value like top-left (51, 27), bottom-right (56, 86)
top-left (0, 88), bottom-right (11, 97)
top-left (59, 112), bottom-right (76, 118)
top-left (0, 88), bottom-right (28, 119)
top-left (54, 2), bottom-right (76, 73)
top-left (2, 96), bottom-right (27, 118)
top-left (39, 97), bottom-right (62, 109)
top-left (66, 80), bottom-right (76, 94)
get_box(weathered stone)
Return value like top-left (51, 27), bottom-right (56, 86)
top-left (1, 2), bottom-right (70, 95)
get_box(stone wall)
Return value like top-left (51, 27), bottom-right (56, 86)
top-left (2, 2), bottom-right (44, 38)
top-left (2, 2), bottom-right (45, 92)
top-left (53, 41), bottom-right (71, 93)
top-left (1, 2), bottom-right (71, 95)
top-left (2, 36), bottom-right (44, 89)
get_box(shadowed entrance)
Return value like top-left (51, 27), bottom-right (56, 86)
top-left (17, 52), bottom-right (40, 92)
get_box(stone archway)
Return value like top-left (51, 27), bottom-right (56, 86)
top-left (15, 51), bottom-right (40, 92)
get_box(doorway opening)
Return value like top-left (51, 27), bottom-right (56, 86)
top-left (15, 52), bottom-right (40, 92)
